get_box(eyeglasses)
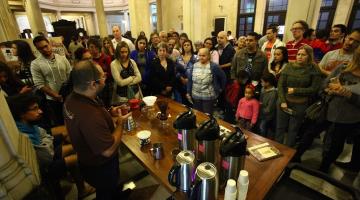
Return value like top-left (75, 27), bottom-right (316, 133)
top-left (93, 77), bottom-right (106, 84)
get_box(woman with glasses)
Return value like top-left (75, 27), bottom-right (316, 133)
top-left (111, 41), bottom-right (142, 104)
top-left (130, 35), bottom-right (156, 96)
top-left (203, 37), bottom-right (219, 64)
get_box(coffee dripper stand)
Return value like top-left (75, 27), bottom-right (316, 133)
top-left (157, 100), bottom-right (170, 127)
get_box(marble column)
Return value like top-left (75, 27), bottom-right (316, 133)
top-left (182, 0), bottom-right (209, 41)
top-left (0, 0), bottom-right (20, 42)
top-left (24, 0), bottom-right (46, 36)
top-left (56, 10), bottom-right (62, 21)
top-left (156, 0), bottom-right (163, 32)
top-left (332, 0), bottom-right (355, 25)
top-left (254, 0), bottom-right (267, 34)
top-left (128, 0), bottom-right (151, 38)
top-left (95, 0), bottom-right (108, 37)
top-left (93, 12), bottom-right (100, 36)
top-left (124, 11), bottom-right (130, 32)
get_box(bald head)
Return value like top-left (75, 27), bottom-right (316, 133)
top-left (112, 25), bottom-right (122, 40)
top-left (72, 60), bottom-right (101, 91)
top-left (217, 31), bottom-right (228, 46)
top-left (198, 48), bottom-right (210, 64)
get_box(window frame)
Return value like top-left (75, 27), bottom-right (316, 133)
top-left (316, 0), bottom-right (338, 31)
top-left (263, 0), bottom-right (288, 35)
top-left (236, 0), bottom-right (257, 37)
top-left (348, 0), bottom-right (360, 29)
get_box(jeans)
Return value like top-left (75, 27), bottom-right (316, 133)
top-left (293, 120), bottom-right (330, 161)
top-left (80, 156), bottom-right (120, 200)
top-left (276, 102), bottom-right (307, 147)
top-left (259, 118), bottom-right (276, 139)
top-left (320, 122), bottom-right (360, 172)
top-left (193, 99), bottom-right (215, 115)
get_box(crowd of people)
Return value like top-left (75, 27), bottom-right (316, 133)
top-left (1, 20), bottom-right (360, 199)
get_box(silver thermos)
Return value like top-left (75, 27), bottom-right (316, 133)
top-left (168, 150), bottom-right (195, 193)
top-left (173, 107), bottom-right (197, 151)
top-left (195, 114), bottom-right (220, 165)
top-left (219, 127), bottom-right (248, 188)
top-left (190, 162), bottom-right (219, 200)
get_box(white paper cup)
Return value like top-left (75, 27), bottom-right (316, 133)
top-left (225, 179), bottom-right (237, 193)
top-left (239, 170), bottom-right (249, 185)
top-left (136, 130), bottom-right (151, 146)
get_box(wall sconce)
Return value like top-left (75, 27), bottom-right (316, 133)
top-left (218, 4), bottom-right (223, 11)
top-left (178, 15), bottom-right (183, 21)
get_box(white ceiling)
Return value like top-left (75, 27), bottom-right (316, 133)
top-left (9, 0), bottom-right (155, 12)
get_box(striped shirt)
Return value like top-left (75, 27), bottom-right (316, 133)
top-left (286, 38), bottom-right (309, 62)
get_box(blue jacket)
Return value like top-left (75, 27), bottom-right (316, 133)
top-left (187, 62), bottom-right (226, 98)
top-left (175, 55), bottom-right (198, 79)
top-left (130, 50), bottom-right (156, 84)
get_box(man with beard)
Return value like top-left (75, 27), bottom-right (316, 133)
top-left (63, 60), bottom-right (131, 200)
top-left (7, 93), bottom-right (94, 199)
top-left (320, 29), bottom-right (360, 76)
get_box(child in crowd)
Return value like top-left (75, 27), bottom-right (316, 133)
top-left (235, 84), bottom-right (260, 131)
top-left (259, 73), bottom-right (277, 138)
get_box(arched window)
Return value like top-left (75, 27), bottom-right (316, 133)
top-left (349, 0), bottom-right (360, 29)
top-left (263, 0), bottom-right (288, 35)
top-left (237, 0), bottom-right (256, 37)
top-left (316, 0), bottom-right (338, 30)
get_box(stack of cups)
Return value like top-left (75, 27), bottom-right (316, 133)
top-left (237, 170), bottom-right (249, 200)
top-left (224, 179), bottom-right (237, 200)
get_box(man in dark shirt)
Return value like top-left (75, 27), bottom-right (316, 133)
top-left (64, 60), bottom-right (130, 200)
top-left (217, 31), bottom-right (236, 121)
top-left (217, 31), bottom-right (236, 81)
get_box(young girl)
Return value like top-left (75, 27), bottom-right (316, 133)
top-left (235, 84), bottom-right (260, 130)
top-left (259, 73), bottom-right (277, 138)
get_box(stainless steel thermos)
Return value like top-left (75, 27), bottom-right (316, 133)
top-left (219, 127), bottom-right (248, 188)
top-left (173, 107), bottom-right (197, 151)
top-left (195, 114), bottom-right (220, 165)
top-left (168, 150), bottom-right (195, 192)
top-left (190, 162), bottom-right (219, 200)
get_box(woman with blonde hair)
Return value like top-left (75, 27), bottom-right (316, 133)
top-left (235, 36), bottom-right (246, 53)
top-left (111, 41), bottom-right (142, 104)
top-left (318, 45), bottom-right (360, 172)
top-left (276, 44), bottom-right (322, 147)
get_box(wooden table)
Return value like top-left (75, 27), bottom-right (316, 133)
top-left (121, 98), bottom-right (296, 200)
